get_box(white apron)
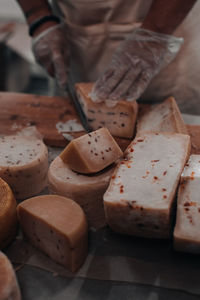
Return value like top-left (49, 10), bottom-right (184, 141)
top-left (52, 0), bottom-right (200, 114)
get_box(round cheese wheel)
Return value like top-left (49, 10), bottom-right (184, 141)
top-left (0, 251), bottom-right (21, 300)
top-left (0, 135), bottom-right (48, 199)
top-left (17, 195), bottom-right (88, 272)
top-left (48, 156), bottom-right (115, 229)
top-left (0, 178), bottom-right (17, 249)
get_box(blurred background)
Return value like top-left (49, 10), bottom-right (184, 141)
top-left (0, 0), bottom-right (52, 95)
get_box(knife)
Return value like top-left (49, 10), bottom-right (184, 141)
top-left (66, 83), bottom-right (91, 133)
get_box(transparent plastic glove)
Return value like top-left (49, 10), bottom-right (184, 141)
top-left (32, 24), bottom-right (69, 89)
top-left (91, 28), bottom-right (183, 105)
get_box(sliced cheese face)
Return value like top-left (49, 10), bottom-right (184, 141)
top-left (48, 156), bottom-right (115, 229)
top-left (104, 132), bottom-right (191, 239)
top-left (137, 97), bottom-right (188, 135)
top-left (75, 82), bottom-right (138, 139)
top-left (0, 178), bottom-right (17, 249)
top-left (60, 127), bottom-right (122, 174)
top-left (0, 251), bottom-right (21, 300)
top-left (17, 195), bottom-right (88, 272)
top-left (174, 155), bottom-right (200, 253)
top-left (0, 135), bottom-right (48, 199)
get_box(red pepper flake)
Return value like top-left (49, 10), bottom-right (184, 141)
top-left (109, 147), bottom-right (112, 151)
top-left (137, 139), bottom-right (144, 142)
top-left (190, 171), bottom-right (195, 180)
top-left (185, 163), bottom-right (189, 167)
top-left (91, 150), bottom-right (93, 153)
top-left (163, 195), bottom-right (167, 199)
top-left (105, 149), bottom-right (109, 152)
top-left (162, 188), bottom-right (167, 192)
top-left (121, 161), bottom-right (125, 164)
top-left (130, 148), bottom-right (134, 152)
top-left (198, 208), bottom-right (200, 213)
top-left (185, 207), bottom-right (189, 212)
top-left (95, 138), bottom-right (98, 142)
top-left (95, 153), bottom-right (98, 156)
top-left (88, 141), bottom-right (91, 144)
top-left (102, 157), bottom-right (105, 160)
top-left (120, 185), bottom-right (124, 193)
top-left (169, 165), bottom-right (173, 167)
top-left (111, 175), bottom-right (116, 179)
top-left (163, 171), bottom-right (167, 176)
top-left (154, 176), bottom-right (158, 180)
top-left (101, 151), bottom-right (104, 154)
top-left (151, 160), bottom-right (160, 162)
top-left (184, 202), bottom-right (190, 206)
top-left (88, 134), bottom-right (92, 137)
top-left (146, 171), bottom-right (150, 175)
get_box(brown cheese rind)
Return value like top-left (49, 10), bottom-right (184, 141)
top-left (17, 195), bottom-right (88, 272)
top-left (60, 127), bottom-right (122, 174)
top-left (104, 132), bottom-right (191, 239)
top-left (0, 178), bottom-right (17, 249)
top-left (174, 155), bottom-right (200, 253)
top-left (75, 82), bottom-right (138, 139)
top-left (0, 251), bottom-right (21, 300)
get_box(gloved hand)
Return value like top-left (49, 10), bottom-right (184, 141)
top-left (32, 24), bottom-right (69, 89)
top-left (91, 28), bottom-right (183, 105)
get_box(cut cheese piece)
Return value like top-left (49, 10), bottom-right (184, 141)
top-left (174, 155), bottom-right (200, 253)
top-left (48, 156), bottom-right (116, 229)
top-left (0, 135), bottom-right (48, 199)
top-left (0, 251), bottom-right (21, 300)
top-left (60, 127), bottom-right (122, 174)
top-left (104, 132), bottom-right (191, 239)
top-left (137, 97), bottom-right (188, 135)
top-left (0, 178), bottom-right (17, 249)
top-left (17, 195), bottom-right (88, 272)
top-left (75, 82), bottom-right (138, 139)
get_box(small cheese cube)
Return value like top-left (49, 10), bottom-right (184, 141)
top-left (0, 251), bottom-right (21, 300)
top-left (137, 97), bottom-right (188, 135)
top-left (48, 156), bottom-right (116, 229)
top-left (0, 178), bottom-right (17, 249)
top-left (17, 195), bottom-right (88, 272)
top-left (174, 155), bottom-right (200, 253)
top-left (104, 132), bottom-right (191, 239)
top-left (60, 127), bottom-right (122, 174)
top-left (75, 82), bottom-right (138, 139)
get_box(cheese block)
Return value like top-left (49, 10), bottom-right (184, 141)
top-left (48, 156), bottom-right (116, 229)
top-left (0, 178), bottom-right (17, 249)
top-left (174, 155), bottom-right (200, 253)
top-left (0, 251), bottom-right (21, 300)
top-left (75, 82), bottom-right (138, 139)
top-left (0, 135), bottom-right (48, 199)
top-left (104, 132), bottom-right (191, 239)
top-left (17, 195), bottom-right (88, 272)
top-left (60, 127), bottom-right (122, 174)
top-left (137, 97), bottom-right (188, 135)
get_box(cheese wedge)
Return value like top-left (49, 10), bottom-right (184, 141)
top-left (75, 82), bottom-right (138, 139)
top-left (0, 178), bottom-right (17, 249)
top-left (104, 132), bottom-right (191, 239)
top-left (137, 97), bottom-right (188, 135)
top-left (0, 135), bottom-right (48, 199)
top-left (48, 156), bottom-right (115, 229)
top-left (0, 251), bottom-right (21, 300)
top-left (17, 195), bottom-right (88, 272)
top-left (60, 127), bottom-right (122, 174)
top-left (174, 155), bottom-right (200, 253)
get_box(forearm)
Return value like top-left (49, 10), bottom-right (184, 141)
top-left (142, 0), bottom-right (197, 34)
top-left (16, 0), bottom-right (58, 36)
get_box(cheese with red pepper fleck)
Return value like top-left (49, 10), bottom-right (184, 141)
top-left (104, 132), bottom-right (191, 239)
top-left (174, 155), bottom-right (200, 253)
top-left (60, 127), bottom-right (122, 174)
top-left (75, 82), bottom-right (138, 139)
top-left (137, 97), bottom-right (188, 135)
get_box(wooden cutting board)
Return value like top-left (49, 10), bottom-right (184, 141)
top-left (0, 92), bottom-right (86, 147)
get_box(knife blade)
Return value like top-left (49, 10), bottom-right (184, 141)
top-left (66, 83), bottom-right (91, 133)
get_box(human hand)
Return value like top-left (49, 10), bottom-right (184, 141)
top-left (32, 24), bottom-right (69, 89)
top-left (91, 28), bottom-right (183, 105)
